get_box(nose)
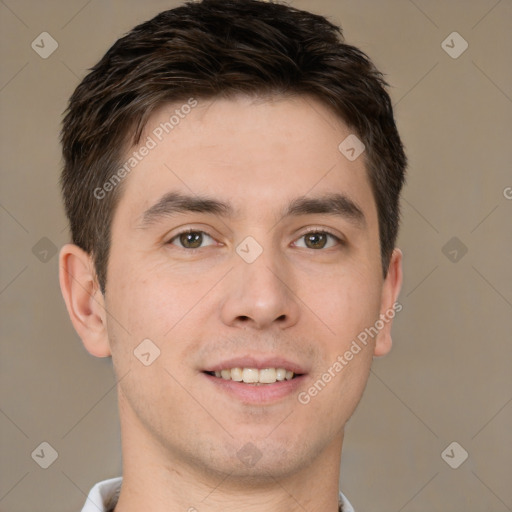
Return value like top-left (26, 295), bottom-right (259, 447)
top-left (220, 250), bottom-right (300, 330)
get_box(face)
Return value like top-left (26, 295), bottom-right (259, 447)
top-left (101, 95), bottom-right (401, 481)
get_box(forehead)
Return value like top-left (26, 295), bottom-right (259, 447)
top-left (114, 94), bottom-right (377, 229)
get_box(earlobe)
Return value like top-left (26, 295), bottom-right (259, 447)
top-left (374, 248), bottom-right (403, 357)
top-left (59, 244), bottom-right (111, 357)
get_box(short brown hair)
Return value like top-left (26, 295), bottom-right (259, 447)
top-left (61, 0), bottom-right (407, 293)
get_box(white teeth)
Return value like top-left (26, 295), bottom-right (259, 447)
top-left (259, 368), bottom-right (277, 383)
top-left (210, 367), bottom-right (296, 384)
top-left (242, 368), bottom-right (259, 383)
top-left (276, 368), bottom-right (287, 381)
top-left (230, 367), bottom-right (243, 381)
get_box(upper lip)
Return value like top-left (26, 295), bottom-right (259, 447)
top-left (204, 356), bottom-right (308, 375)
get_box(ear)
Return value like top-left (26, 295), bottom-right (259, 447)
top-left (373, 248), bottom-right (403, 357)
top-left (59, 244), bottom-right (111, 357)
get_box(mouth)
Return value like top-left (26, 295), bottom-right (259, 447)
top-left (204, 367), bottom-right (300, 384)
top-left (202, 357), bottom-right (307, 404)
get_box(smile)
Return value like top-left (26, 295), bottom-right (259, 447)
top-left (205, 367), bottom-right (297, 384)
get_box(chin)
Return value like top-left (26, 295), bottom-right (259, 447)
top-left (194, 433), bottom-right (319, 483)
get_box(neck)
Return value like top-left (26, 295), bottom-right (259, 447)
top-left (114, 397), bottom-right (344, 512)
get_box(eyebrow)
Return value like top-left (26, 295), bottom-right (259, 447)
top-left (139, 191), bottom-right (233, 227)
top-left (284, 194), bottom-right (366, 228)
top-left (139, 191), bottom-right (366, 229)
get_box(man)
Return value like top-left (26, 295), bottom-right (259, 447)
top-left (59, 0), bottom-right (406, 510)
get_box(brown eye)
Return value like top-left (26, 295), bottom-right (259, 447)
top-left (180, 232), bottom-right (203, 248)
top-left (305, 232), bottom-right (328, 249)
top-left (169, 230), bottom-right (215, 249)
top-left (294, 231), bottom-right (340, 250)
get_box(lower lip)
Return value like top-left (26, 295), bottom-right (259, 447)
top-left (203, 373), bottom-right (306, 404)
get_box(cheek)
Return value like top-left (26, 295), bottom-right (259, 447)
top-left (105, 257), bottom-right (221, 374)
top-left (116, 361), bottom-right (195, 451)
top-left (307, 268), bottom-right (382, 345)
top-left (107, 256), bottom-right (193, 334)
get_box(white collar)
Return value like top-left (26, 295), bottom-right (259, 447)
top-left (80, 477), bottom-right (355, 512)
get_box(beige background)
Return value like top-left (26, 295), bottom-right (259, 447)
top-left (1, 1), bottom-right (511, 511)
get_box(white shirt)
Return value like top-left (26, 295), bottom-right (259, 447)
top-left (80, 477), bottom-right (355, 512)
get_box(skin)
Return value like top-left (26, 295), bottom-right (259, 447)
top-left (60, 94), bottom-right (402, 512)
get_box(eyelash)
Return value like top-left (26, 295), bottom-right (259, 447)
top-left (167, 228), bottom-right (344, 250)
